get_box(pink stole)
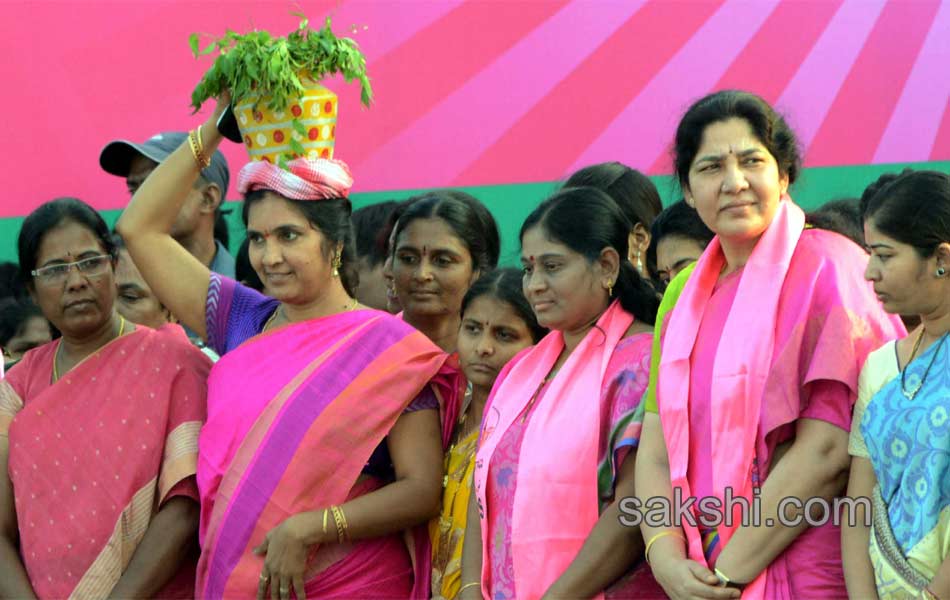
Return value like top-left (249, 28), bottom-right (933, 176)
top-left (196, 310), bottom-right (459, 599)
top-left (474, 300), bottom-right (633, 599)
top-left (659, 200), bottom-right (804, 598)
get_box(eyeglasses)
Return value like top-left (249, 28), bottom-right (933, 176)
top-left (31, 255), bottom-right (112, 284)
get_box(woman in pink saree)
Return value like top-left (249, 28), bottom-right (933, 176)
top-left (635, 91), bottom-right (905, 599)
top-left (461, 188), bottom-right (665, 599)
top-left (117, 97), bottom-right (459, 599)
top-left (0, 198), bottom-right (210, 599)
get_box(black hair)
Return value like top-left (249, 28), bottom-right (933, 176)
top-left (18, 197), bottom-right (117, 285)
top-left (392, 191), bottom-right (500, 273)
top-left (674, 90), bottom-right (802, 189)
top-left (0, 262), bottom-right (26, 300)
top-left (461, 268), bottom-right (548, 344)
top-left (565, 162), bottom-right (663, 230)
top-left (352, 201), bottom-right (399, 267)
top-left (0, 297), bottom-right (46, 346)
top-left (242, 190), bottom-right (358, 296)
top-left (520, 187), bottom-right (660, 325)
top-left (865, 170), bottom-right (950, 258)
top-left (805, 198), bottom-right (865, 248)
top-left (859, 168), bottom-right (914, 218)
top-left (235, 238), bottom-right (265, 292)
top-left (646, 199), bottom-right (715, 277)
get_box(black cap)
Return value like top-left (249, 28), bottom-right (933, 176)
top-left (99, 131), bottom-right (230, 196)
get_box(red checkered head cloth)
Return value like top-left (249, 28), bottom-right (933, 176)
top-left (237, 157), bottom-right (354, 200)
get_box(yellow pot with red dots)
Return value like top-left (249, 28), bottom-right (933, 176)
top-left (234, 74), bottom-right (337, 164)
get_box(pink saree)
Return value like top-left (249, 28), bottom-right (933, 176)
top-left (474, 301), bottom-right (650, 599)
top-left (0, 325), bottom-right (210, 599)
top-left (195, 309), bottom-right (461, 599)
top-left (658, 200), bottom-right (905, 598)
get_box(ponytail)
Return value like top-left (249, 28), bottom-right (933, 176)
top-left (612, 260), bottom-right (659, 326)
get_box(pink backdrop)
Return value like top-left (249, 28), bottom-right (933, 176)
top-left (2, 0), bottom-right (949, 218)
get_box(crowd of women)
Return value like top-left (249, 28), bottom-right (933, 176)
top-left (0, 88), bottom-right (947, 600)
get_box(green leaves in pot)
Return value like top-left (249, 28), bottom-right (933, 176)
top-left (189, 14), bottom-right (373, 113)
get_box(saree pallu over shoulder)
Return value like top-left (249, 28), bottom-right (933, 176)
top-left (473, 301), bottom-right (635, 600)
top-left (658, 200), bottom-right (904, 599)
top-left (0, 326), bottom-right (209, 599)
top-left (196, 309), bottom-right (459, 599)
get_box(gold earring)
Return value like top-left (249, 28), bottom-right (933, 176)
top-left (331, 253), bottom-right (342, 277)
top-left (636, 252), bottom-right (644, 274)
top-left (606, 280), bottom-right (614, 297)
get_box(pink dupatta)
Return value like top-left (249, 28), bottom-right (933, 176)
top-left (196, 309), bottom-right (460, 599)
top-left (474, 300), bottom-right (633, 599)
top-left (658, 199), bottom-right (904, 598)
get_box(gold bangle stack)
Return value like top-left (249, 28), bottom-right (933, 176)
top-left (188, 124), bottom-right (211, 170)
top-left (330, 505), bottom-right (349, 544)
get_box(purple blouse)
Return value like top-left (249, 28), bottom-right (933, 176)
top-left (204, 273), bottom-right (438, 479)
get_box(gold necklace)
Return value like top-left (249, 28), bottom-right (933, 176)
top-left (520, 367), bottom-right (560, 423)
top-left (53, 316), bottom-right (126, 382)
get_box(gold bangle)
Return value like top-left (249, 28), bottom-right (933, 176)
top-left (644, 530), bottom-right (686, 565)
top-left (331, 505), bottom-right (348, 544)
top-left (459, 582), bottom-right (481, 593)
top-left (188, 127), bottom-right (210, 170)
top-left (321, 509), bottom-right (329, 537)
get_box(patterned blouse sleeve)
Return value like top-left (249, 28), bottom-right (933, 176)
top-left (597, 335), bottom-right (652, 501)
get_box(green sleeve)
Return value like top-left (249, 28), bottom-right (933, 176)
top-left (644, 262), bottom-right (695, 413)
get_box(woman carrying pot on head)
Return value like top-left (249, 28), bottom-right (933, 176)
top-left (460, 188), bottom-right (665, 599)
top-left (430, 268), bottom-right (547, 600)
top-left (0, 198), bottom-right (210, 599)
top-left (117, 95), bottom-right (461, 599)
top-left (565, 162), bottom-right (663, 279)
top-left (390, 191), bottom-right (500, 354)
top-left (635, 90), bottom-right (904, 600)
top-left (843, 171), bottom-right (950, 600)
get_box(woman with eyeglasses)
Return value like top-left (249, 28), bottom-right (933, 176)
top-left (0, 197), bottom-right (211, 599)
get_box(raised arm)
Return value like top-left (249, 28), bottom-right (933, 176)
top-left (115, 96), bottom-right (231, 340)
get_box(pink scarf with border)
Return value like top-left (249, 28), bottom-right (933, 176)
top-left (658, 199), bottom-right (803, 598)
top-left (474, 300), bottom-right (633, 599)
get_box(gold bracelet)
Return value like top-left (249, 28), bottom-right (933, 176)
top-left (321, 509), bottom-right (329, 537)
top-left (644, 530), bottom-right (686, 565)
top-left (330, 505), bottom-right (348, 544)
top-left (459, 581), bottom-right (481, 593)
top-left (188, 127), bottom-right (210, 169)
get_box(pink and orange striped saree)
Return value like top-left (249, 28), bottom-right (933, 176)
top-left (196, 309), bottom-right (461, 599)
top-left (0, 325), bottom-right (210, 599)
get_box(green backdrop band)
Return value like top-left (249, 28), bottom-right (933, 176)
top-left (2, 160), bottom-right (946, 266)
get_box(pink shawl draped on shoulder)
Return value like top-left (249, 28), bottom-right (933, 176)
top-left (658, 200), bottom-right (904, 598)
top-left (473, 300), bottom-right (633, 599)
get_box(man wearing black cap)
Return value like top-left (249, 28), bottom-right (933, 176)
top-left (100, 132), bottom-right (236, 278)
